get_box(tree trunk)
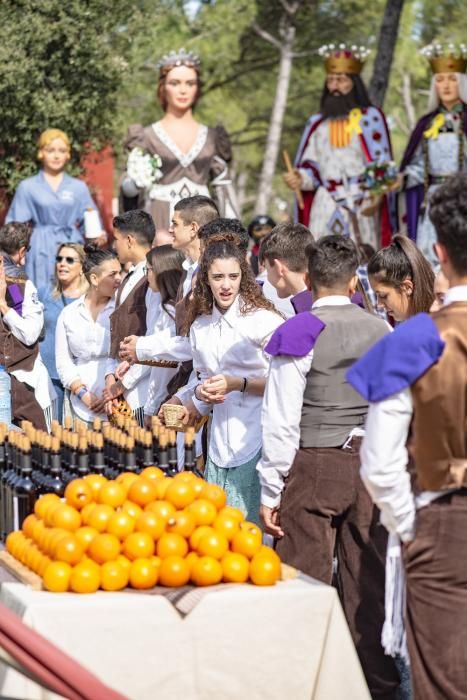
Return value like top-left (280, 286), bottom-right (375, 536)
top-left (368, 0), bottom-right (405, 107)
top-left (254, 24), bottom-right (295, 214)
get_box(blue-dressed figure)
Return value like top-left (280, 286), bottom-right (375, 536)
top-left (6, 128), bottom-right (105, 290)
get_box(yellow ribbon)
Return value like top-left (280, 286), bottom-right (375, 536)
top-left (423, 113), bottom-right (445, 140)
top-left (345, 108), bottom-right (363, 137)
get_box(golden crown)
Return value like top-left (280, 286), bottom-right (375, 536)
top-left (421, 41), bottom-right (467, 74)
top-left (318, 44), bottom-right (371, 75)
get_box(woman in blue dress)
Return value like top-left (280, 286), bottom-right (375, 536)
top-left (6, 128), bottom-right (104, 289)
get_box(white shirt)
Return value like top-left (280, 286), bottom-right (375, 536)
top-left (143, 302), bottom-right (179, 416)
top-left (4, 279), bottom-right (55, 411)
top-left (190, 296), bottom-right (283, 468)
top-left (360, 285), bottom-right (467, 542)
top-left (257, 295), bottom-right (353, 508)
top-left (55, 295), bottom-right (114, 422)
top-left (182, 258), bottom-right (198, 299)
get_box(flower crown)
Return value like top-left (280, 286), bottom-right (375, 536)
top-left (318, 44), bottom-right (371, 75)
top-left (156, 48), bottom-right (201, 72)
top-left (421, 41), bottom-right (467, 74)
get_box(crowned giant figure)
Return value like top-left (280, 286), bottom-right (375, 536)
top-left (399, 41), bottom-right (467, 267)
top-left (284, 44), bottom-right (393, 249)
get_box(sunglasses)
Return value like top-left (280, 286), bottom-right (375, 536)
top-left (56, 255), bottom-right (79, 265)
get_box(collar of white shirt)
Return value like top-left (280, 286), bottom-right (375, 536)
top-left (128, 260), bottom-right (146, 275)
top-left (312, 295), bottom-right (351, 309)
top-left (182, 258), bottom-right (198, 273)
top-left (211, 294), bottom-right (241, 327)
top-left (444, 285), bottom-right (467, 305)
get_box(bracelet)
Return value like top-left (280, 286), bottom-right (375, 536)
top-left (241, 377), bottom-right (248, 394)
top-left (76, 387), bottom-right (88, 400)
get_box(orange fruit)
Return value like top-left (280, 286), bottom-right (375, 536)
top-left (74, 526), bottom-right (98, 552)
top-left (135, 512), bottom-right (165, 541)
top-left (51, 504), bottom-right (81, 532)
top-left (166, 511), bottom-right (196, 538)
top-left (186, 498), bottom-right (217, 526)
top-left (88, 533), bottom-right (121, 564)
top-left (84, 474), bottom-right (108, 499)
top-left (156, 532), bottom-right (188, 559)
top-left (116, 472), bottom-right (140, 491)
top-left (106, 511), bottom-right (136, 541)
top-left (6, 531), bottom-right (23, 557)
top-left (196, 531), bottom-right (228, 560)
top-left (53, 534), bottom-right (84, 566)
top-left (127, 477), bottom-right (158, 507)
top-left (149, 555), bottom-right (162, 571)
top-left (213, 511), bottom-right (241, 542)
top-left (44, 500), bottom-right (64, 527)
top-left (185, 551), bottom-right (199, 574)
top-left (32, 519), bottom-right (46, 547)
top-left (189, 525), bottom-right (215, 551)
top-left (221, 552), bottom-right (249, 583)
top-left (201, 483), bottom-right (227, 510)
top-left (220, 506), bottom-right (245, 523)
top-left (121, 500), bottom-right (143, 520)
top-left (158, 555), bottom-right (190, 587)
top-left (231, 522), bottom-right (262, 559)
top-left (191, 556), bottom-right (223, 587)
top-left (249, 551), bottom-right (281, 586)
top-left (38, 555), bottom-right (52, 578)
top-left (70, 560), bottom-right (101, 593)
top-left (97, 481), bottom-right (126, 509)
top-left (145, 500), bottom-right (176, 521)
top-left (165, 480), bottom-right (196, 509)
top-left (22, 514), bottom-right (38, 539)
top-left (116, 554), bottom-right (132, 571)
top-left (47, 528), bottom-right (69, 558)
top-left (34, 493), bottom-right (61, 520)
top-left (140, 466), bottom-right (165, 481)
top-left (154, 477), bottom-right (172, 500)
top-left (86, 504), bottom-right (114, 533)
top-left (43, 561), bottom-right (72, 592)
top-left (123, 532), bottom-right (155, 561)
top-left (65, 479), bottom-right (93, 510)
top-left (129, 558), bottom-right (158, 589)
top-left (100, 560), bottom-right (129, 591)
top-left (80, 503), bottom-right (96, 526)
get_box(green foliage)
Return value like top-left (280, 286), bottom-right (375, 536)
top-left (0, 0), bottom-right (134, 193)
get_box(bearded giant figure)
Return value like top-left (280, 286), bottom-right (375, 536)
top-left (285, 44), bottom-right (393, 249)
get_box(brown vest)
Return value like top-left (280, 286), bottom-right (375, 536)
top-left (409, 302), bottom-right (467, 491)
top-left (110, 274), bottom-right (148, 359)
top-left (165, 270), bottom-right (194, 398)
top-left (0, 280), bottom-right (46, 430)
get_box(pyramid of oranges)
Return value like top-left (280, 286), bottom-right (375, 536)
top-left (6, 468), bottom-right (281, 593)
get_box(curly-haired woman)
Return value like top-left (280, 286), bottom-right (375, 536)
top-left (182, 234), bottom-right (283, 523)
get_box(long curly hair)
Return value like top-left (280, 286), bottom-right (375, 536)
top-left (183, 234), bottom-right (279, 334)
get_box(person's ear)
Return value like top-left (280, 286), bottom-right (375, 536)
top-left (349, 274), bottom-right (359, 296)
top-left (305, 272), bottom-right (312, 291)
top-left (191, 221), bottom-right (199, 238)
top-left (400, 278), bottom-right (414, 297)
top-left (275, 259), bottom-right (287, 278)
top-left (434, 242), bottom-right (447, 265)
top-left (89, 271), bottom-right (99, 288)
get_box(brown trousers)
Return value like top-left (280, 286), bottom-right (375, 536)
top-left (403, 490), bottom-right (467, 700)
top-left (276, 441), bottom-right (399, 699)
top-left (11, 376), bottom-right (47, 431)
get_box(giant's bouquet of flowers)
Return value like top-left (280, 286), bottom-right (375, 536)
top-left (362, 160), bottom-right (398, 196)
top-left (127, 148), bottom-right (163, 198)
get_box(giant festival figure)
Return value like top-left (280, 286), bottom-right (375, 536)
top-left (399, 41), bottom-right (467, 267)
top-left (120, 49), bottom-right (238, 235)
top-left (284, 43), bottom-right (393, 249)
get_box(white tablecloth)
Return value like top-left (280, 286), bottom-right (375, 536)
top-left (0, 578), bottom-right (370, 700)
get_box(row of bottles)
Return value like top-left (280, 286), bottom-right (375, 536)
top-left (0, 416), bottom-right (198, 539)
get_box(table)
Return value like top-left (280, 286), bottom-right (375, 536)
top-left (0, 578), bottom-right (370, 700)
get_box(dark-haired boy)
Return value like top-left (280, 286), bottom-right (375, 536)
top-left (258, 235), bottom-right (398, 698)
top-left (348, 173), bottom-right (467, 699)
top-left (259, 223), bottom-right (314, 314)
top-left (103, 210), bottom-right (155, 423)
